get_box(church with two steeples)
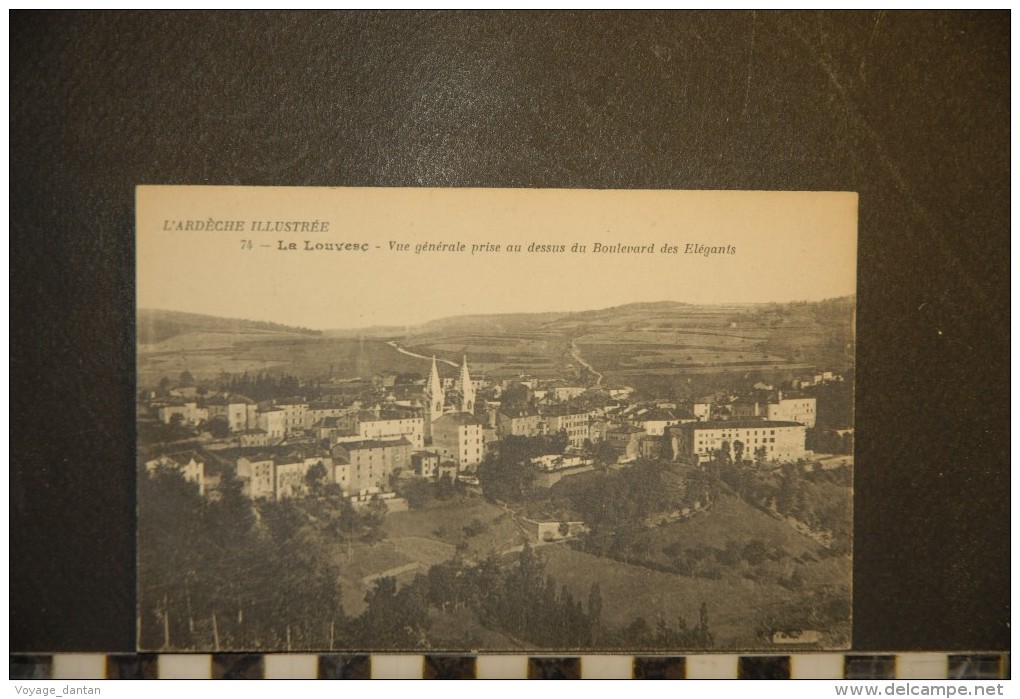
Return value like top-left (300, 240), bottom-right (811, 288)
top-left (422, 355), bottom-right (485, 468)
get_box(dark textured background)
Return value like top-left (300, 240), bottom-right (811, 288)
top-left (10, 11), bottom-right (1009, 652)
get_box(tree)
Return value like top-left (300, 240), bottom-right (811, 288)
top-left (331, 500), bottom-right (361, 561)
top-left (435, 473), bottom-right (455, 500)
top-left (500, 383), bottom-right (531, 409)
top-left (365, 497), bottom-right (388, 526)
top-left (157, 376), bottom-right (172, 396)
top-left (719, 440), bottom-right (732, 464)
top-left (587, 582), bottom-right (603, 642)
top-left (463, 518), bottom-right (488, 538)
top-left (697, 602), bottom-right (713, 647)
top-left (592, 440), bottom-right (618, 466)
top-left (179, 370), bottom-right (196, 387)
top-left (305, 461), bottom-right (328, 496)
top-left (401, 479), bottom-right (432, 509)
top-left (205, 415), bottom-right (231, 439)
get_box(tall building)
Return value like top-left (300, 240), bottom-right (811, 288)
top-left (459, 355), bottom-right (475, 414)
top-left (424, 356), bottom-right (445, 443)
top-left (332, 438), bottom-right (411, 494)
top-left (432, 413), bottom-right (485, 469)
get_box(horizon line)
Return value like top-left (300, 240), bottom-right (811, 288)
top-left (138, 294), bottom-right (857, 333)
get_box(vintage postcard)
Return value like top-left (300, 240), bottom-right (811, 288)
top-left (136, 186), bottom-right (856, 652)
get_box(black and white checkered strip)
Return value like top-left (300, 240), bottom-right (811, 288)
top-left (9, 653), bottom-right (1008, 679)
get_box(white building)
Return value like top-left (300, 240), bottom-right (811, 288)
top-left (542, 407), bottom-right (592, 448)
top-left (336, 409), bottom-right (425, 449)
top-left (672, 420), bottom-right (806, 464)
top-left (205, 394), bottom-right (256, 432)
top-left (257, 408), bottom-right (286, 440)
top-left (766, 393), bottom-right (817, 428)
top-left (432, 413), bottom-right (486, 468)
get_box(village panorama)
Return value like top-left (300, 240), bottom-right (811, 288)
top-left (137, 298), bottom-right (854, 652)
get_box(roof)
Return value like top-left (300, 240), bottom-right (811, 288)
top-left (358, 409), bottom-right (421, 422)
top-left (333, 438), bottom-right (412, 451)
top-left (146, 450), bottom-right (204, 467)
top-left (637, 409), bottom-right (678, 422)
top-left (434, 412), bottom-right (487, 426)
top-left (607, 424), bottom-right (644, 434)
top-left (205, 393), bottom-right (255, 406)
top-left (541, 405), bottom-right (590, 417)
top-left (307, 401), bottom-right (349, 410)
top-left (219, 445), bottom-right (329, 462)
top-left (684, 420), bottom-right (804, 430)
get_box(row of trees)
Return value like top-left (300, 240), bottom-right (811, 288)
top-left (354, 543), bottom-right (714, 650)
top-left (218, 371), bottom-right (303, 401)
top-left (806, 427), bottom-right (854, 455)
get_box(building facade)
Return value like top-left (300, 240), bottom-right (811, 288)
top-left (332, 438), bottom-right (412, 493)
top-left (497, 409), bottom-right (542, 438)
top-left (766, 395), bottom-right (817, 428)
top-left (543, 408), bottom-right (592, 448)
top-left (431, 413), bottom-right (485, 468)
top-left (340, 410), bottom-right (425, 448)
top-left (672, 420), bottom-right (806, 464)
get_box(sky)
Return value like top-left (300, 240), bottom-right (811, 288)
top-left (137, 187), bottom-right (857, 330)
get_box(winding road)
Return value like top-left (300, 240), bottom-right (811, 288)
top-left (386, 340), bottom-right (458, 368)
top-left (570, 339), bottom-right (604, 386)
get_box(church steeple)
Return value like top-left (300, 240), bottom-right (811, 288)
top-left (460, 355), bottom-right (475, 414)
top-left (426, 356), bottom-right (445, 420)
top-left (423, 355), bottom-right (445, 445)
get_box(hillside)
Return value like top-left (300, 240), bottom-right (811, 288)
top-left (393, 297), bottom-right (855, 386)
top-left (135, 298), bottom-right (854, 392)
top-left (138, 309), bottom-right (321, 345)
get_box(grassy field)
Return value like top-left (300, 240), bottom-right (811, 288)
top-left (384, 496), bottom-right (527, 558)
top-left (402, 331), bottom-right (570, 379)
top-left (326, 496), bottom-right (527, 615)
top-left (539, 491), bottom-right (851, 649)
top-left (138, 333), bottom-right (431, 387)
top-left (540, 545), bottom-right (807, 649)
top-left (629, 493), bottom-right (851, 587)
top-left (636, 494), bottom-right (820, 560)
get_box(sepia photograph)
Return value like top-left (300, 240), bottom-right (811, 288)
top-left (136, 186), bottom-right (857, 653)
